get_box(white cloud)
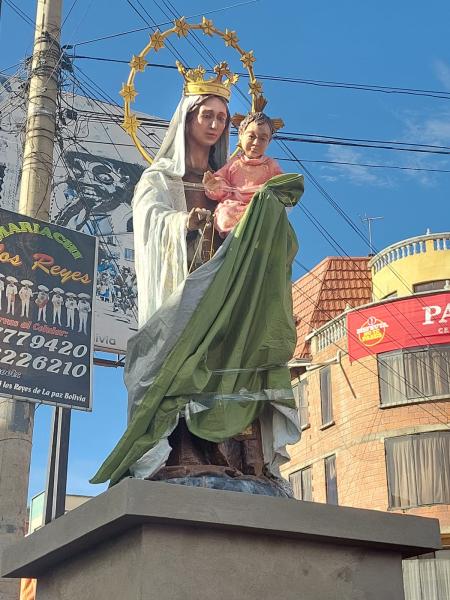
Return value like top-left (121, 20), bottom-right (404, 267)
top-left (389, 105), bottom-right (450, 187)
top-left (434, 59), bottom-right (450, 91)
top-left (320, 145), bottom-right (391, 187)
top-left (402, 110), bottom-right (450, 148)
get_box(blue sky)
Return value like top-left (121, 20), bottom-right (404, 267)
top-left (1, 0), bottom-right (449, 499)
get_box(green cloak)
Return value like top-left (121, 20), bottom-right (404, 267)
top-left (91, 173), bottom-right (304, 485)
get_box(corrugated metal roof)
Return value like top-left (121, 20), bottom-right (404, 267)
top-left (292, 256), bottom-right (372, 358)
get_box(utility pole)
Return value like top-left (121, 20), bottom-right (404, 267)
top-left (0, 1), bottom-right (62, 598)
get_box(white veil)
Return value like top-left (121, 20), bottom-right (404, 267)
top-left (132, 95), bottom-right (229, 327)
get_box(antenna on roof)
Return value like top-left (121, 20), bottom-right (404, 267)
top-left (361, 214), bottom-right (383, 255)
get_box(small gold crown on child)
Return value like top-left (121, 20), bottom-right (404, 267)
top-left (231, 95), bottom-right (285, 132)
top-left (176, 60), bottom-right (239, 101)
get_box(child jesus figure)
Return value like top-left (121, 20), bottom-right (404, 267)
top-left (203, 111), bottom-right (283, 236)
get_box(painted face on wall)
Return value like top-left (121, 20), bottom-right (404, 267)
top-left (186, 96), bottom-right (228, 149)
top-left (68, 157), bottom-right (128, 206)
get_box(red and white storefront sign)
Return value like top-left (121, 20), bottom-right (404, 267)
top-left (347, 291), bottom-right (450, 361)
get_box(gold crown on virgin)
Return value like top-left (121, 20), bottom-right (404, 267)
top-left (176, 60), bottom-right (239, 101)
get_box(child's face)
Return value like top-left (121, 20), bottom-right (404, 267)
top-left (240, 121), bottom-right (272, 159)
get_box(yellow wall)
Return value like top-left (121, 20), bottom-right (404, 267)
top-left (371, 236), bottom-right (450, 300)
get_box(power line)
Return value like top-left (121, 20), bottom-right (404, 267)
top-left (291, 260), bottom-right (450, 423)
top-left (61, 15), bottom-right (447, 347)
top-left (52, 4), bottom-right (450, 492)
top-left (76, 1), bottom-right (450, 360)
top-left (124, 0), bottom-right (186, 64)
top-left (68, 107), bottom-right (450, 157)
top-left (289, 280), bottom-right (450, 483)
top-left (280, 135), bottom-right (450, 156)
top-left (3, 0), bottom-right (34, 27)
top-left (56, 135), bottom-right (450, 175)
top-left (51, 11), bottom-right (450, 385)
top-left (70, 54), bottom-right (450, 101)
top-left (59, 25), bottom-right (450, 440)
top-left (133, 0), bottom-right (450, 382)
top-left (283, 155), bottom-right (450, 388)
top-left (288, 260), bottom-right (450, 498)
top-left (73, 1), bottom-right (258, 47)
top-left (62, 0), bottom-right (81, 28)
top-left (279, 157), bottom-right (450, 174)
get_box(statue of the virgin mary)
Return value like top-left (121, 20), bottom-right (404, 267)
top-left (91, 60), bottom-right (304, 497)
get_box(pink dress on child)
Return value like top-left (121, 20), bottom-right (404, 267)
top-left (205, 154), bottom-right (283, 236)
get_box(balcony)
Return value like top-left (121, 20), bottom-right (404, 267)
top-left (309, 314), bottom-right (346, 353)
top-left (369, 233), bottom-right (450, 275)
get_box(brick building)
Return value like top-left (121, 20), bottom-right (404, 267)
top-left (283, 232), bottom-right (450, 598)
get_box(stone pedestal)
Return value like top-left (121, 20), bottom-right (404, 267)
top-left (1, 479), bottom-right (441, 600)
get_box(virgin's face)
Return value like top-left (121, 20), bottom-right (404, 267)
top-left (186, 97), bottom-right (228, 148)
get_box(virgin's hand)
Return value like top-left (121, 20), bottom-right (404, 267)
top-left (187, 207), bottom-right (211, 231)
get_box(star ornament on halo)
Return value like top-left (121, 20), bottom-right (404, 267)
top-left (173, 17), bottom-right (190, 38)
top-left (149, 30), bottom-right (165, 52)
top-left (200, 16), bottom-right (214, 36)
top-left (249, 80), bottom-right (263, 96)
top-left (240, 50), bottom-right (256, 69)
top-left (119, 83), bottom-right (138, 103)
top-left (129, 55), bottom-right (147, 72)
top-left (122, 114), bottom-right (141, 135)
top-left (223, 28), bottom-right (239, 48)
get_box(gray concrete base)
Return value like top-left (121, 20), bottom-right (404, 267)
top-left (1, 478), bottom-right (442, 600)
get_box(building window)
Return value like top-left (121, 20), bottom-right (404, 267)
top-left (414, 280), bottom-right (449, 293)
top-left (378, 345), bottom-right (450, 406)
top-left (124, 247), bottom-right (135, 261)
top-left (320, 366), bottom-right (333, 425)
top-left (290, 467), bottom-right (313, 501)
top-left (385, 432), bottom-right (450, 509)
top-left (293, 379), bottom-right (309, 429)
top-left (403, 553), bottom-right (450, 600)
top-left (325, 455), bottom-right (338, 505)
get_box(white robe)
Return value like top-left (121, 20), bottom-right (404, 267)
top-left (132, 95), bottom-right (229, 328)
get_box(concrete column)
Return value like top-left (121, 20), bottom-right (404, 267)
top-left (0, 1), bottom-right (62, 598)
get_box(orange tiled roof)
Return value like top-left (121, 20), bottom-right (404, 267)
top-left (292, 257), bottom-right (372, 359)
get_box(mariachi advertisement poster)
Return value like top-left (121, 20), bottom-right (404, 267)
top-left (0, 207), bottom-right (97, 410)
top-left (347, 291), bottom-right (450, 361)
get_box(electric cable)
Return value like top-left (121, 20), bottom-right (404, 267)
top-left (133, 1), bottom-right (450, 380)
top-left (3, 0), bottom-right (34, 27)
top-left (60, 104), bottom-right (450, 157)
top-left (69, 53), bottom-right (450, 101)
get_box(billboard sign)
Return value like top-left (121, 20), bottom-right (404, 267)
top-left (347, 292), bottom-right (450, 361)
top-left (1, 86), bottom-right (162, 354)
top-left (51, 149), bottom-right (145, 354)
top-left (0, 208), bottom-right (97, 410)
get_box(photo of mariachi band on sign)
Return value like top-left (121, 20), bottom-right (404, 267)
top-left (0, 275), bottom-right (92, 335)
